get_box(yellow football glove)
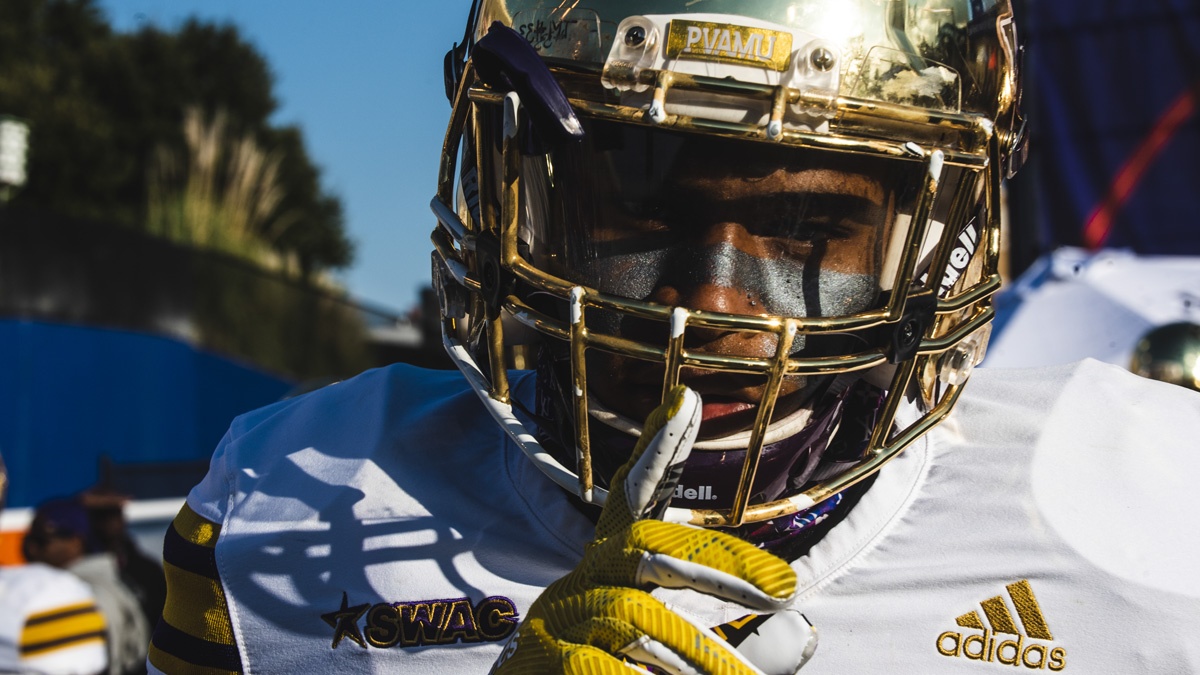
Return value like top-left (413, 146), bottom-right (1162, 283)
top-left (491, 386), bottom-right (800, 675)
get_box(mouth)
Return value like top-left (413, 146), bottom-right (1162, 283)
top-left (700, 397), bottom-right (756, 423)
top-left (698, 398), bottom-right (761, 439)
top-left (693, 390), bottom-right (767, 439)
top-left (587, 354), bottom-right (817, 440)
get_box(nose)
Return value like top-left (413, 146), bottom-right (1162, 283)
top-left (646, 221), bottom-right (772, 346)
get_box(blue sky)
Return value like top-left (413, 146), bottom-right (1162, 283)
top-left (96, 0), bottom-right (471, 313)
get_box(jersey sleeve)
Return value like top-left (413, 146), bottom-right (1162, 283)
top-left (12, 567), bottom-right (109, 675)
top-left (149, 426), bottom-right (244, 674)
top-left (148, 501), bottom-right (243, 674)
top-left (148, 394), bottom-right (309, 673)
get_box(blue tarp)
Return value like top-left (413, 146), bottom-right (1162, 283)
top-left (0, 319), bottom-right (293, 507)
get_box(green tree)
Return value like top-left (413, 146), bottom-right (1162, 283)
top-left (0, 0), bottom-right (353, 278)
top-left (0, 0), bottom-right (135, 221)
top-left (263, 126), bottom-right (355, 277)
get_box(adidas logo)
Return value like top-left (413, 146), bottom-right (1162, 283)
top-left (936, 580), bottom-right (1066, 671)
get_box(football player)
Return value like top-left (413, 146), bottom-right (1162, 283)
top-left (150, 1), bottom-right (1200, 673)
top-left (0, 456), bottom-right (110, 675)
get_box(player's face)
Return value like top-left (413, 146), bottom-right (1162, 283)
top-left (556, 136), bottom-right (897, 438)
top-left (23, 528), bottom-right (85, 569)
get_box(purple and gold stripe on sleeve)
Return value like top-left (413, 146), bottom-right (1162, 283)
top-left (20, 601), bottom-right (106, 657)
top-left (149, 503), bottom-right (244, 674)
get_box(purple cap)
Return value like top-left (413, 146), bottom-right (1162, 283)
top-left (30, 497), bottom-right (92, 541)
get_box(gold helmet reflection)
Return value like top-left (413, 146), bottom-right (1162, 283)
top-left (431, 0), bottom-right (1025, 527)
top-left (1131, 322), bottom-right (1200, 392)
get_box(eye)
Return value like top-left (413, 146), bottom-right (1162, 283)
top-left (749, 192), bottom-right (884, 243)
top-left (755, 217), bottom-right (853, 241)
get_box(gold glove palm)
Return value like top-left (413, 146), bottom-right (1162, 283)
top-left (492, 387), bottom-right (798, 674)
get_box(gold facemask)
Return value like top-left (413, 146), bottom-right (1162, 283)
top-left (431, 0), bottom-right (1024, 527)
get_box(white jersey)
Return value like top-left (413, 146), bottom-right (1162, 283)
top-left (0, 563), bottom-right (108, 675)
top-left (68, 554), bottom-right (150, 675)
top-left (149, 359), bottom-right (1200, 674)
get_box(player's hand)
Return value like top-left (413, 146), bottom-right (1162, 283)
top-left (490, 386), bottom-right (798, 674)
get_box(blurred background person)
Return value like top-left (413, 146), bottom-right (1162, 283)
top-left (23, 498), bottom-right (149, 675)
top-left (78, 491), bottom-right (167, 638)
top-left (0, 454), bottom-right (109, 675)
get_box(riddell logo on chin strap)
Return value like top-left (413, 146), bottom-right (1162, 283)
top-left (936, 580), bottom-right (1066, 670)
top-left (673, 484), bottom-right (717, 501)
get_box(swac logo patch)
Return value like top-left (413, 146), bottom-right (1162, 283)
top-left (321, 592), bottom-right (518, 650)
top-left (936, 580), bottom-right (1066, 670)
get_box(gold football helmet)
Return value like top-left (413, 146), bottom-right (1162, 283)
top-left (431, 0), bottom-right (1025, 528)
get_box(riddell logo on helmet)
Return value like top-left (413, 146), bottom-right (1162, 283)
top-left (919, 218), bottom-right (979, 296)
top-left (673, 484), bottom-right (717, 501)
top-left (936, 580), bottom-right (1066, 671)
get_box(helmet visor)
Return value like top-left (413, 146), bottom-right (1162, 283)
top-left (525, 119), bottom-right (918, 328)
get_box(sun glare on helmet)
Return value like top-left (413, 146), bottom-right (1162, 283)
top-left (791, 2), bottom-right (865, 46)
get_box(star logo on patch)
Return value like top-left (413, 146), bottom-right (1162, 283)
top-left (321, 591), bottom-right (369, 649)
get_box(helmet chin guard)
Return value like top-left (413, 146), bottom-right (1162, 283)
top-left (432, 1), bottom-right (1022, 528)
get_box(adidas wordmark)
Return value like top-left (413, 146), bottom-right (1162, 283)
top-left (936, 580), bottom-right (1066, 671)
